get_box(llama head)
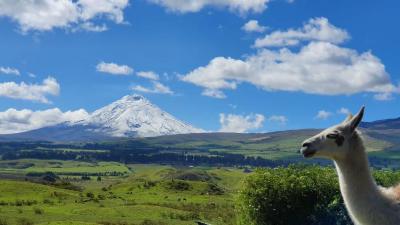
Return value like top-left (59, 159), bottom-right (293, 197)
top-left (300, 106), bottom-right (365, 160)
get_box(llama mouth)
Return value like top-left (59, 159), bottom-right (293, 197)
top-left (301, 148), bottom-right (316, 158)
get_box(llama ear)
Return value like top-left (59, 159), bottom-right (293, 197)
top-left (342, 114), bottom-right (353, 123)
top-left (345, 106), bottom-right (365, 132)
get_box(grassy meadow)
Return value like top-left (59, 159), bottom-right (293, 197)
top-left (0, 160), bottom-right (248, 225)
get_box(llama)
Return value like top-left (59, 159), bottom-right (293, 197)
top-left (300, 106), bottom-right (400, 225)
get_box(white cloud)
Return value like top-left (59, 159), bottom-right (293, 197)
top-left (131, 81), bottom-right (173, 94)
top-left (79, 22), bottom-right (108, 32)
top-left (0, 0), bottom-right (129, 33)
top-left (79, 0), bottom-right (128, 23)
top-left (373, 92), bottom-right (393, 101)
top-left (0, 66), bottom-right (20, 76)
top-left (181, 40), bottom-right (397, 99)
top-left (96, 62), bottom-right (133, 75)
top-left (147, 0), bottom-right (270, 15)
top-left (254, 17), bottom-right (349, 48)
top-left (0, 77), bottom-right (60, 103)
top-left (0, 108), bottom-right (89, 134)
top-left (242, 20), bottom-right (267, 33)
top-left (137, 71), bottom-right (159, 80)
top-left (315, 110), bottom-right (332, 120)
top-left (337, 107), bottom-right (351, 115)
top-left (268, 115), bottom-right (287, 124)
top-left (228, 104), bottom-right (237, 109)
top-left (202, 89), bottom-right (226, 99)
top-left (28, 73), bottom-right (36, 78)
top-left (219, 113), bottom-right (264, 133)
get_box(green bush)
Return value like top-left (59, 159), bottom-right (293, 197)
top-left (236, 165), bottom-right (352, 225)
top-left (33, 207), bottom-right (44, 215)
top-left (164, 180), bottom-right (192, 191)
top-left (373, 170), bottom-right (400, 186)
top-left (17, 218), bottom-right (34, 225)
top-left (237, 165), bottom-right (400, 225)
top-left (0, 218), bottom-right (9, 225)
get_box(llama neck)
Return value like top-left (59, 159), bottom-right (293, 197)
top-left (334, 135), bottom-right (376, 193)
top-left (334, 133), bottom-right (400, 225)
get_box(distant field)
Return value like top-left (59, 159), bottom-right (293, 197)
top-left (0, 161), bottom-right (248, 225)
top-left (0, 160), bottom-right (130, 176)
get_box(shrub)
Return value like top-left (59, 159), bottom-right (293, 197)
top-left (17, 218), bottom-right (34, 225)
top-left (41, 171), bottom-right (59, 183)
top-left (81, 175), bottom-right (91, 180)
top-left (86, 192), bottom-right (95, 198)
top-left (164, 180), bottom-right (191, 191)
top-left (33, 207), bottom-right (44, 215)
top-left (236, 165), bottom-right (352, 225)
top-left (0, 218), bottom-right (9, 225)
top-left (140, 220), bottom-right (167, 225)
top-left (206, 183), bottom-right (224, 195)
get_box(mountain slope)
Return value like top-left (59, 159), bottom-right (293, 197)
top-left (78, 94), bottom-right (202, 137)
top-left (0, 95), bottom-right (202, 142)
top-left (361, 117), bottom-right (400, 130)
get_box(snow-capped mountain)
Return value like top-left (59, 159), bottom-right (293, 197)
top-left (0, 94), bottom-right (202, 142)
top-left (78, 94), bottom-right (201, 137)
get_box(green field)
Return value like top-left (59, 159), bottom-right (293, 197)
top-left (0, 160), bottom-right (248, 225)
top-left (0, 126), bottom-right (398, 224)
top-left (0, 160), bottom-right (130, 175)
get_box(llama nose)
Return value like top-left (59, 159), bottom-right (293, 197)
top-left (299, 142), bottom-right (311, 153)
top-left (302, 142), bottom-right (311, 148)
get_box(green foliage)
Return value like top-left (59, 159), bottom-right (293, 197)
top-left (0, 218), bottom-right (8, 225)
top-left (373, 169), bottom-right (400, 186)
top-left (139, 220), bottom-right (167, 225)
top-left (236, 165), bottom-right (352, 225)
top-left (164, 180), bottom-right (192, 191)
top-left (17, 218), bottom-right (34, 225)
top-left (33, 207), bottom-right (44, 215)
top-left (206, 183), bottom-right (225, 195)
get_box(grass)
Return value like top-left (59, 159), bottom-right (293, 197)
top-left (0, 160), bottom-right (131, 175)
top-left (0, 161), bottom-right (248, 225)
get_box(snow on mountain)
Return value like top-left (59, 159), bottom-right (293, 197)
top-left (74, 94), bottom-right (202, 137)
top-left (0, 94), bottom-right (203, 142)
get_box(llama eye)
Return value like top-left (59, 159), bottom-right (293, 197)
top-left (326, 133), bottom-right (338, 139)
top-left (327, 133), bottom-right (345, 146)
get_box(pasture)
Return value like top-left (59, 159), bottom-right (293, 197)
top-left (0, 160), bottom-right (247, 225)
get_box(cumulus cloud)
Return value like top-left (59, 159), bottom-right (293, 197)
top-left (242, 20), bottom-right (267, 33)
top-left (131, 81), bottom-right (173, 94)
top-left (79, 22), bottom-right (108, 32)
top-left (315, 110), bottom-right (332, 120)
top-left (0, 66), bottom-right (20, 76)
top-left (136, 71), bottom-right (159, 80)
top-left (202, 89), bottom-right (226, 99)
top-left (147, 0), bottom-right (270, 15)
top-left (0, 0), bottom-right (129, 33)
top-left (96, 62), bottom-right (133, 75)
top-left (0, 108), bottom-right (89, 134)
top-left (219, 113), bottom-right (265, 133)
top-left (337, 107), bottom-right (351, 115)
top-left (373, 92), bottom-right (393, 101)
top-left (254, 17), bottom-right (349, 48)
top-left (181, 18), bottom-right (398, 100)
top-left (0, 77), bottom-right (60, 103)
top-left (268, 115), bottom-right (288, 124)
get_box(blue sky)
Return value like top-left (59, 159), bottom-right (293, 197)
top-left (0, 0), bottom-right (399, 133)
